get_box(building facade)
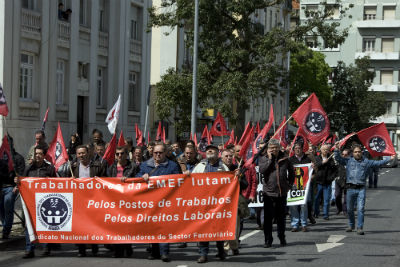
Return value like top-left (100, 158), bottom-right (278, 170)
top-left (300, 0), bottom-right (400, 151)
top-left (0, 0), bottom-right (151, 155)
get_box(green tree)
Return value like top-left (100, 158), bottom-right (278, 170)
top-left (328, 58), bottom-right (386, 135)
top-left (149, 0), bottom-right (350, 135)
top-left (289, 46), bottom-right (331, 112)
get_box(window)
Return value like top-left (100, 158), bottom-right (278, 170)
top-left (306, 37), bottom-right (318, 49)
top-left (128, 71), bottom-right (140, 111)
top-left (381, 70), bottom-right (393, 85)
top-left (326, 5), bottom-right (340, 19)
top-left (362, 38), bottom-right (375, 52)
top-left (99, 0), bottom-right (105, 31)
top-left (22, 0), bottom-right (36, 10)
top-left (324, 40), bottom-right (339, 49)
top-left (97, 68), bottom-right (104, 107)
top-left (383, 6), bottom-right (396, 20)
top-left (386, 101), bottom-right (393, 115)
top-left (364, 6), bottom-right (376, 20)
top-left (56, 60), bottom-right (65, 105)
top-left (130, 20), bottom-right (138, 40)
top-left (305, 5), bottom-right (318, 18)
top-left (79, 0), bottom-right (88, 26)
top-left (19, 53), bottom-right (34, 100)
top-left (382, 38), bottom-right (394, 53)
top-left (78, 62), bottom-right (88, 79)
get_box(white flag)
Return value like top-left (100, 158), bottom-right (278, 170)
top-left (105, 94), bottom-right (121, 134)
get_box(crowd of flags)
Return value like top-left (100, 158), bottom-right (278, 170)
top-left (0, 84), bottom-right (396, 175)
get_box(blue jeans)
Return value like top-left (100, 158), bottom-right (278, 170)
top-left (198, 241), bottom-right (224, 256)
top-left (314, 184), bottom-right (332, 218)
top-left (346, 187), bottom-right (366, 229)
top-left (368, 167), bottom-right (379, 188)
top-left (0, 187), bottom-right (17, 236)
top-left (25, 228), bottom-right (35, 252)
top-left (290, 204), bottom-right (308, 227)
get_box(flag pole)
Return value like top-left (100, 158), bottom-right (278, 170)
top-left (272, 115), bottom-right (292, 139)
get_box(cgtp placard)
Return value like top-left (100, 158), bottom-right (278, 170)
top-left (19, 172), bottom-right (238, 243)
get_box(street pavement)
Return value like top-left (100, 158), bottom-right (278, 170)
top-left (1, 167), bottom-right (399, 267)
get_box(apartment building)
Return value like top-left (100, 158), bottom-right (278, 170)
top-left (0, 0), bottom-right (152, 155)
top-left (300, 0), bottom-right (400, 150)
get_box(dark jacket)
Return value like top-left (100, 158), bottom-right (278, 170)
top-left (289, 154), bottom-right (312, 165)
top-left (0, 159), bottom-right (9, 188)
top-left (136, 158), bottom-right (181, 177)
top-left (24, 162), bottom-right (56, 178)
top-left (259, 151), bottom-right (295, 197)
top-left (4, 152), bottom-right (25, 187)
top-left (70, 160), bottom-right (107, 177)
top-left (107, 160), bottom-right (138, 178)
top-left (314, 155), bottom-right (337, 185)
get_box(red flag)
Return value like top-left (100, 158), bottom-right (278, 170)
top-left (252, 106), bottom-right (274, 155)
top-left (275, 116), bottom-right (289, 148)
top-left (338, 132), bottom-right (356, 148)
top-left (45, 123), bottom-right (68, 171)
top-left (156, 121), bottom-right (162, 141)
top-left (162, 126), bottom-right (166, 143)
top-left (103, 133), bottom-right (117, 166)
top-left (147, 131), bottom-right (151, 143)
top-left (238, 122), bottom-right (251, 146)
top-left (255, 121), bottom-right (260, 137)
top-left (224, 130), bottom-right (235, 148)
top-left (135, 124), bottom-right (144, 146)
top-left (190, 132), bottom-right (193, 141)
top-left (194, 133), bottom-right (198, 148)
top-left (41, 107), bottom-right (50, 131)
top-left (239, 126), bottom-right (254, 160)
top-left (322, 134), bottom-right (337, 145)
top-left (357, 123), bottom-right (395, 157)
top-left (210, 112), bottom-right (229, 136)
top-left (0, 135), bottom-right (14, 171)
top-left (199, 125), bottom-right (211, 152)
top-left (0, 83), bottom-right (9, 117)
top-left (234, 136), bottom-right (238, 145)
top-left (117, 130), bottom-right (125, 147)
top-left (292, 93), bottom-right (330, 145)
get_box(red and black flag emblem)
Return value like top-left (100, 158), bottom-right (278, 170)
top-left (357, 123), bottom-right (395, 157)
top-left (292, 93), bottom-right (330, 145)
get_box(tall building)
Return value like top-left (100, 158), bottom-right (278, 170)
top-left (300, 0), bottom-right (400, 151)
top-left (0, 0), bottom-right (152, 155)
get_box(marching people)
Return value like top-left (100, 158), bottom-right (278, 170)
top-left (109, 146), bottom-right (138, 257)
top-left (71, 145), bottom-right (107, 256)
top-left (135, 143), bottom-right (181, 262)
top-left (0, 134), bottom-right (25, 240)
top-left (192, 144), bottom-right (230, 263)
top-left (259, 139), bottom-right (294, 248)
top-left (334, 143), bottom-right (394, 235)
top-left (289, 142), bottom-right (312, 232)
top-left (314, 144), bottom-right (337, 220)
top-left (22, 144), bottom-right (57, 258)
top-left (335, 148), bottom-right (350, 215)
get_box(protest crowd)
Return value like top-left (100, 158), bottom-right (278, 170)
top-left (0, 93), bottom-right (397, 263)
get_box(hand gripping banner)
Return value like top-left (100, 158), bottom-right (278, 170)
top-left (286, 164), bottom-right (313, 206)
top-left (19, 173), bottom-right (238, 244)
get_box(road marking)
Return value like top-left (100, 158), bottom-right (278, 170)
top-left (176, 265), bottom-right (188, 267)
top-left (316, 234), bottom-right (345, 253)
top-left (239, 230), bottom-right (260, 241)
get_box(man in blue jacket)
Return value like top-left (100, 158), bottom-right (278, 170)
top-left (334, 143), bottom-right (394, 235)
top-left (136, 143), bottom-right (181, 262)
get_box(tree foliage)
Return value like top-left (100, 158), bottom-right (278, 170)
top-left (328, 58), bottom-right (386, 136)
top-left (289, 46), bottom-right (331, 112)
top-left (149, 0), bottom-right (350, 135)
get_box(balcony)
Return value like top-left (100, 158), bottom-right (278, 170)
top-left (356, 19), bottom-right (400, 28)
top-left (355, 51), bottom-right (400, 60)
top-left (371, 114), bottom-right (397, 124)
top-left (369, 84), bottom-right (398, 93)
top-left (21, 8), bottom-right (41, 39)
top-left (58, 21), bottom-right (70, 45)
top-left (129, 39), bottom-right (142, 62)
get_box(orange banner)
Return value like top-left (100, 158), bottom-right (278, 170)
top-left (19, 172), bottom-right (238, 244)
